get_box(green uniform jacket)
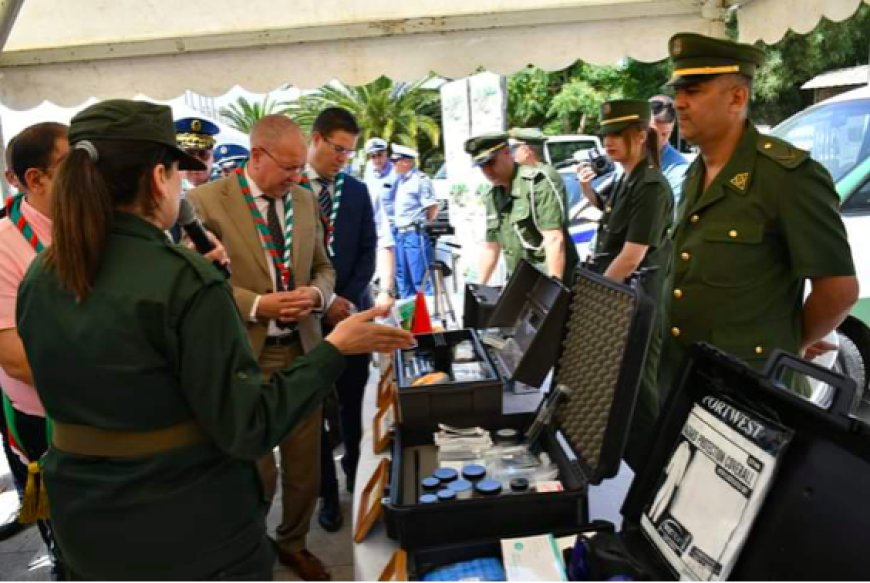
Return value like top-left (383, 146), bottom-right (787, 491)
top-left (663, 123), bottom-right (855, 386)
top-left (594, 160), bottom-right (673, 470)
top-left (485, 163), bottom-right (578, 280)
top-left (15, 213), bottom-right (345, 580)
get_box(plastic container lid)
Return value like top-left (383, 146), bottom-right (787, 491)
top-left (475, 479), bottom-right (503, 496)
top-left (433, 467), bottom-right (459, 484)
top-left (419, 494), bottom-right (439, 504)
top-left (494, 428), bottom-right (519, 444)
top-left (421, 476), bottom-right (440, 491)
top-left (461, 464), bottom-right (487, 481)
top-left (436, 488), bottom-right (457, 501)
top-left (510, 477), bottom-right (530, 492)
top-left (448, 479), bottom-right (472, 493)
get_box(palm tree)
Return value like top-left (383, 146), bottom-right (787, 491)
top-left (219, 94), bottom-right (293, 134)
top-left (288, 76), bottom-right (442, 164)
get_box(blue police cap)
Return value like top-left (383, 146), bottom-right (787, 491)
top-left (174, 117), bottom-right (220, 150)
top-left (214, 143), bottom-right (250, 167)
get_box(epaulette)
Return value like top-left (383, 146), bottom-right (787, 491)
top-left (166, 244), bottom-right (226, 286)
top-left (757, 134), bottom-right (808, 170)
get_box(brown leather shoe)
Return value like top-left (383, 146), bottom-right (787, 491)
top-left (277, 548), bottom-right (331, 581)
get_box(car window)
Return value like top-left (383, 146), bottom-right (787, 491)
top-left (547, 140), bottom-right (599, 167)
top-left (842, 177), bottom-right (870, 215)
top-left (772, 98), bottom-right (870, 182)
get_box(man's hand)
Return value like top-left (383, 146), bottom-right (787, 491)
top-left (257, 291), bottom-right (316, 323)
top-left (189, 230), bottom-right (230, 268)
top-left (802, 338), bottom-right (838, 361)
top-left (326, 296), bottom-right (356, 327)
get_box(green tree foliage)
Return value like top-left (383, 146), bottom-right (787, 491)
top-left (288, 77), bottom-right (442, 170)
top-left (508, 59), bottom-right (670, 135)
top-left (508, 3), bottom-right (869, 133)
top-left (219, 95), bottom-right (293, 133)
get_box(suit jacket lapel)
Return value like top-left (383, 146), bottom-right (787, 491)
top-left (221, 176), bottom-right (270, 281)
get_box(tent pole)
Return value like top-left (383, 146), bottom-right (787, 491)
top-left (0, 0), bottom-right (25, 52)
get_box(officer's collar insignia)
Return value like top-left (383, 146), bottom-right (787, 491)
top-left (730, 172), bottom-right (749, 191)
top-left (672, 38), bottom-right (682, 55)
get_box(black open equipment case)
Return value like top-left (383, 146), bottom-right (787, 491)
top-left (401, 344), bottom-right (870, 580)
top-left (383, 267), bottom-right (656, 550)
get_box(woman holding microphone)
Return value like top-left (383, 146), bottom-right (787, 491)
top-left (578, 99), bottom-right (673, 472)
top-left (15, 99), bottom-right (414, 580)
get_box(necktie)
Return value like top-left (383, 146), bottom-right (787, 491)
top-left (318, 179), bottom-right (333, 222)
top-left (265, 197), bottom-right (286, 291)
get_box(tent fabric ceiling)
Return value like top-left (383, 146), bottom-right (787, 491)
top-left (0, 0), bottom-right (866, 108)
top-left (738, 0), bottom-right (869, 45)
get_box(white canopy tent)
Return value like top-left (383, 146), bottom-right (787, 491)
top-left (0, 0), bottom-right (867, 109)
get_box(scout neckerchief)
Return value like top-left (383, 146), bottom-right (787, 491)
top-left (3, 193), bottom-right (52, 523)
top-left (299, 171), bottom-right (345, 256)
top-left (236, 166), bottom-right (294, 289)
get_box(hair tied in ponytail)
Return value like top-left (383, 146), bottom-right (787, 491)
top-left (73, 140), bottom-right (99, 162)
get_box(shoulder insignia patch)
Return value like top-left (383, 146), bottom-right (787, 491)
top-left (730, 172), bottom-right (749, 191)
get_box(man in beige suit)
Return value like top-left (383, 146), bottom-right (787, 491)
top-left (188, 115), bottom-right (335, 581)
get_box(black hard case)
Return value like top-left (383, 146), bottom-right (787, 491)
top-left (462, 283), bottom-right (502, 329)
top-left (401, 345), bottom-right (870, 580)
top-left (383, 268), bottom-right (656, 550)
top-left (484, 260), bottom-right (571, 388)
top-left (394, 329), bottom-right (502, 428)
top-left (618, 344), bottom-right (870, 580)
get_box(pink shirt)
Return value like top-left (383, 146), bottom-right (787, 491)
top-left (0, 198), bottom-right (52, 416)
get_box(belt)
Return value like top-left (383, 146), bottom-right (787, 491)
top-left (265, 329), bottom-right (300, 347)
top-left (396, 223), bottom-right (421, 233)
top-left (52, 419), bottom-right (206, 458)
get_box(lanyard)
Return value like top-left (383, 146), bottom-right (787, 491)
top-left (299, 172), bottom-right (345, 256)
top-left (6, 194), bottom-right (46, 253)
top-left (236, 166), bottom-right (294, 287)
top-left (3, 194), bottom-right (53, 472)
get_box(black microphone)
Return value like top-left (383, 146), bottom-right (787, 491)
top-left (178, 198), bottom-right (231, 279)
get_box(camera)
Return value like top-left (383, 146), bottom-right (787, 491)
top-left (575, 147), bottom-right (615, 177)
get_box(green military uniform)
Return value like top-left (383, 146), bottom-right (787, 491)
top-left (17, 214), bottom-right (345, 579)
top-left (594, 100), bottom-right (674, 470)
top-left (467, 132), bottom-right (578, 280)
top-left (14, 101), bottom-right (347, 580)
top-left (661, 34), bottom-right (856, 392)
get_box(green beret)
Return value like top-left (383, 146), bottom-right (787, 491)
top-left (464, 131), bottom-right (509, 166)
top-left (599, 100), bottom-right (650, 135)
top-left (667, 33), bottom-right (765, 87)
top-left (508, 127), bottom-right (546, 145)
top-left (70, 99), bottom-right (205, 170)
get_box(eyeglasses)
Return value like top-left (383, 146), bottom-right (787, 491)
top-left (259, 147), bottom-right (305, 175)
top-left (650, 100), bottom-right (676, 122)
top-left (322, 136), bottom-right (356, 159)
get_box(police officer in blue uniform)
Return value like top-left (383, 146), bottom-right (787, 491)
top-left (213, 143), bottom-right (250, 177)
top-left (390, 144), bottom-right (439, 298)
top-left (174, 117), bottom-right (220, 191)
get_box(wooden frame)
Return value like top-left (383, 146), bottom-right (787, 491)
top-left (372, 389), bottom-right (398, 454)
top-left (377, 361), bottom-right (396, 408)
top-left (378, 549), bottom-right (408, 581)
top-left (353, 457), bottom-right (390, 543)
